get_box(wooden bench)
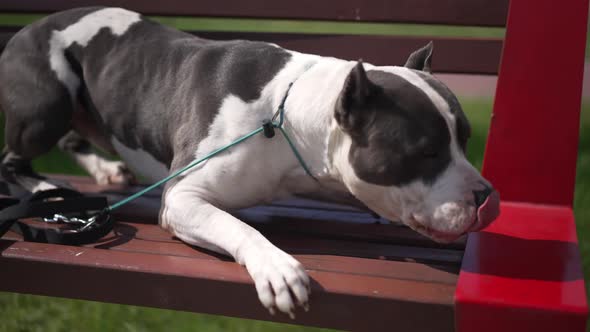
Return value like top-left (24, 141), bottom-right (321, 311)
top-left (0, 1), bottom-right (588, 331)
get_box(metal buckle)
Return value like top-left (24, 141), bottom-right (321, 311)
top-left (42, 213), bottom-right (100, 232)
top-left (43, 214), bottom-right (86, 224)
top-left (78, 215), bottom-right (100, 231)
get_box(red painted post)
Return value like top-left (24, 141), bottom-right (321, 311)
top-left (481, 0), bottom-right (588, 207)
top-left (455, 0), bottom-right (589, 331)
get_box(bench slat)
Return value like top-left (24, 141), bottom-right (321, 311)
top-left (43, 175), bottom-right (465, 249)
top-left (48, 193), bottom-right (465, 250)
top-left (6, 218), bottom-right (463, 265)
top-left (198, 32), bottom-right (503, 75)
top-left (0, 29), bottom-right (502, 74)
top-left (0, 0), bottom-right (509, 26)
top-left (1, 239), bottom-right (455, 331)
top-left (4, 222), bottom-right (460, 283)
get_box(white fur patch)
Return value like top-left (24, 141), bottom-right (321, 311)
top-left (15, 177), bottom-right (59, 193)
top-left (70, 152), bottom-right (133, 185)
top-left (111, 138), bottom-right (168, 182)
top-left (176, 53), bottom-right (331, 208)
top-left (48, 8), bottom-right (141, 98)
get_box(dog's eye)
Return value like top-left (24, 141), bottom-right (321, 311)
top-left (423, 149), bottom-right (439, 159)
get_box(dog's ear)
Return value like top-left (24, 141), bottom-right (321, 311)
top-left (335, 61), bottom-right (374, 134)
top-left (404, 41), bottom-right (433, 73)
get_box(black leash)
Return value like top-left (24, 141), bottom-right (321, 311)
top-left (0, 188), bottom-right (112, 245)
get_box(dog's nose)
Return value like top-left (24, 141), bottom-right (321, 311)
top-left (473, 187), bottom-right (493, 207)
top-left (470, 186), bottom-right (500, 232)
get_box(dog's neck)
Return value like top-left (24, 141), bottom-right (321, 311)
top-left (275, 55), bottom-right (356, 194)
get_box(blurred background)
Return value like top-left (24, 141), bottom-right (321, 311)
top-left (0, 12), bottom-right (588, 332)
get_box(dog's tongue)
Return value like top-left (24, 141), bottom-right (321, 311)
top-left (475, 190), bottom-right (500, 231)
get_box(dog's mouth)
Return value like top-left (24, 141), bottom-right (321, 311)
top-left (404, 212), bottom-right (474, 244)
top-left (407, 220), bottom-right (467, 244)
top-left (405, 191), bottom-right (501, 243)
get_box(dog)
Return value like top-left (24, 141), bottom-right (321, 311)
top-left (0, 7), bottom-right (500, 317)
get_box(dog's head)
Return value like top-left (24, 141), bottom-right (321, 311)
top-left (329, 42), bottom-right (500, 243)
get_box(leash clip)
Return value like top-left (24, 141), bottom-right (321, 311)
top-left (41, 213), bottom-right (103, 234)
top-left (43, 213), bottom-right (88, 225)
top-left (42, 212), bottom-right (103, 232)
top-left (78, 214), bottom-right (100, 231)
top-left (78, 209), bottom-right (109, 232)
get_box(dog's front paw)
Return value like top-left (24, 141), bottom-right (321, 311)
top-left (94, 160), bottom-right (136, 185)
top-left (243, 245), bottom-right (310, 318)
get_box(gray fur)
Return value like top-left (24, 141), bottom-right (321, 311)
top-left (334, 63), bottom-right (452, 186)
top-left (414, 71), bottom-right (472, 152)
top-left (0, 7), bottom-right (291, 181)
top-left (403, 41), bottom-right (433, 73)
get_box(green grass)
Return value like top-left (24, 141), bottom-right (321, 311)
top-left (0, 98), bottom-right (588, 331)
top-left (575, 102), bottom-right (590, 322)
top-left (0, 294), bottom-right (335, 332)
top-left (0, 13), bottom-right (505, 39)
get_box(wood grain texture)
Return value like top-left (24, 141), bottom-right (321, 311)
top-left (0, 0), bottom-right (509, 26)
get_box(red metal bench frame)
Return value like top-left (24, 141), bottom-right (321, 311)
top-left (455, 0), bottom-right (589, 331)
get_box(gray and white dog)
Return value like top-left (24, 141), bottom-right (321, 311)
top-left (0, 7), bottom-right (500, 317)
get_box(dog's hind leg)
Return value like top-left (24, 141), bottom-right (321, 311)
top-left (0, 43), bottom-right (78, 194)
top-left (0, 150), bottom-right (71, 195)
top-left (58, 131), bottom-right (135, 185)
top-left (0, 86), bottom-right (74, 194)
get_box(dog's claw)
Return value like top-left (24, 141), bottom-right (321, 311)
top-left (244, 245), bottom-right (311, 319)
